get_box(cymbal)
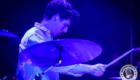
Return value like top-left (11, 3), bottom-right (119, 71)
top-left (0, 29), bottom-right (20, 47)
top-left (19, 39), bottom-right (102, 67)
top-left (0, 29), bottom-right (19, 38)
top-left (108, 77), bottom-right (121, 80)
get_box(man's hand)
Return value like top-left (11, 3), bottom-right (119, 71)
top-left (89, 64), bottom-right (106, 77)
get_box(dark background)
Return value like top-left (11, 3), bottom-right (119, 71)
top-left (0, 0), bottom-right (140, 80)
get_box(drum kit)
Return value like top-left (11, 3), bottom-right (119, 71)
top-left (0, 29), bottom-right (140, 80)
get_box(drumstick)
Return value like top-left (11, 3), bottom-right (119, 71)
top-left (105, 48), bottom-right (135, 68)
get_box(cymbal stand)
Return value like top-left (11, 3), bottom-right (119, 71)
top-left (35, 46), bottom-right (63, 80)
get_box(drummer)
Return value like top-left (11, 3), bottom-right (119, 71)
top-left (16, 0), bottom-right (106, 80)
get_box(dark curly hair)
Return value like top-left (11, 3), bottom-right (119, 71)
top-left (44, 0), bottom-right (80, 26)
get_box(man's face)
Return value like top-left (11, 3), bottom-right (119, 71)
top-left (52, 18), bottom-right (71, 37)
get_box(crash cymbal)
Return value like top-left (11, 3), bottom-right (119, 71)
top-left (19, 39), bottom-right (102, 67)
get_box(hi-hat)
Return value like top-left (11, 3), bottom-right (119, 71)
top-left (0, 29), bottom-right (20, 48)
top-left (19, 39), bottom-right (102, 67)
top-left (0, 29), bottom-right (19, 39)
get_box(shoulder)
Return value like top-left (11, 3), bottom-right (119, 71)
top-left (20, 27), bottom-right (38, 44)
top-left (24, 27), bottom-right (38, 37)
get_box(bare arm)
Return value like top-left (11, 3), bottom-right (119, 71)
top-left (68, 64), bottom-right (106, 77)
top-left (51, 63), bottom-right (106, 77)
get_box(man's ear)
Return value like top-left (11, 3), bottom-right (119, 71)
top-left (54, 14), bottom-right (60, 21)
